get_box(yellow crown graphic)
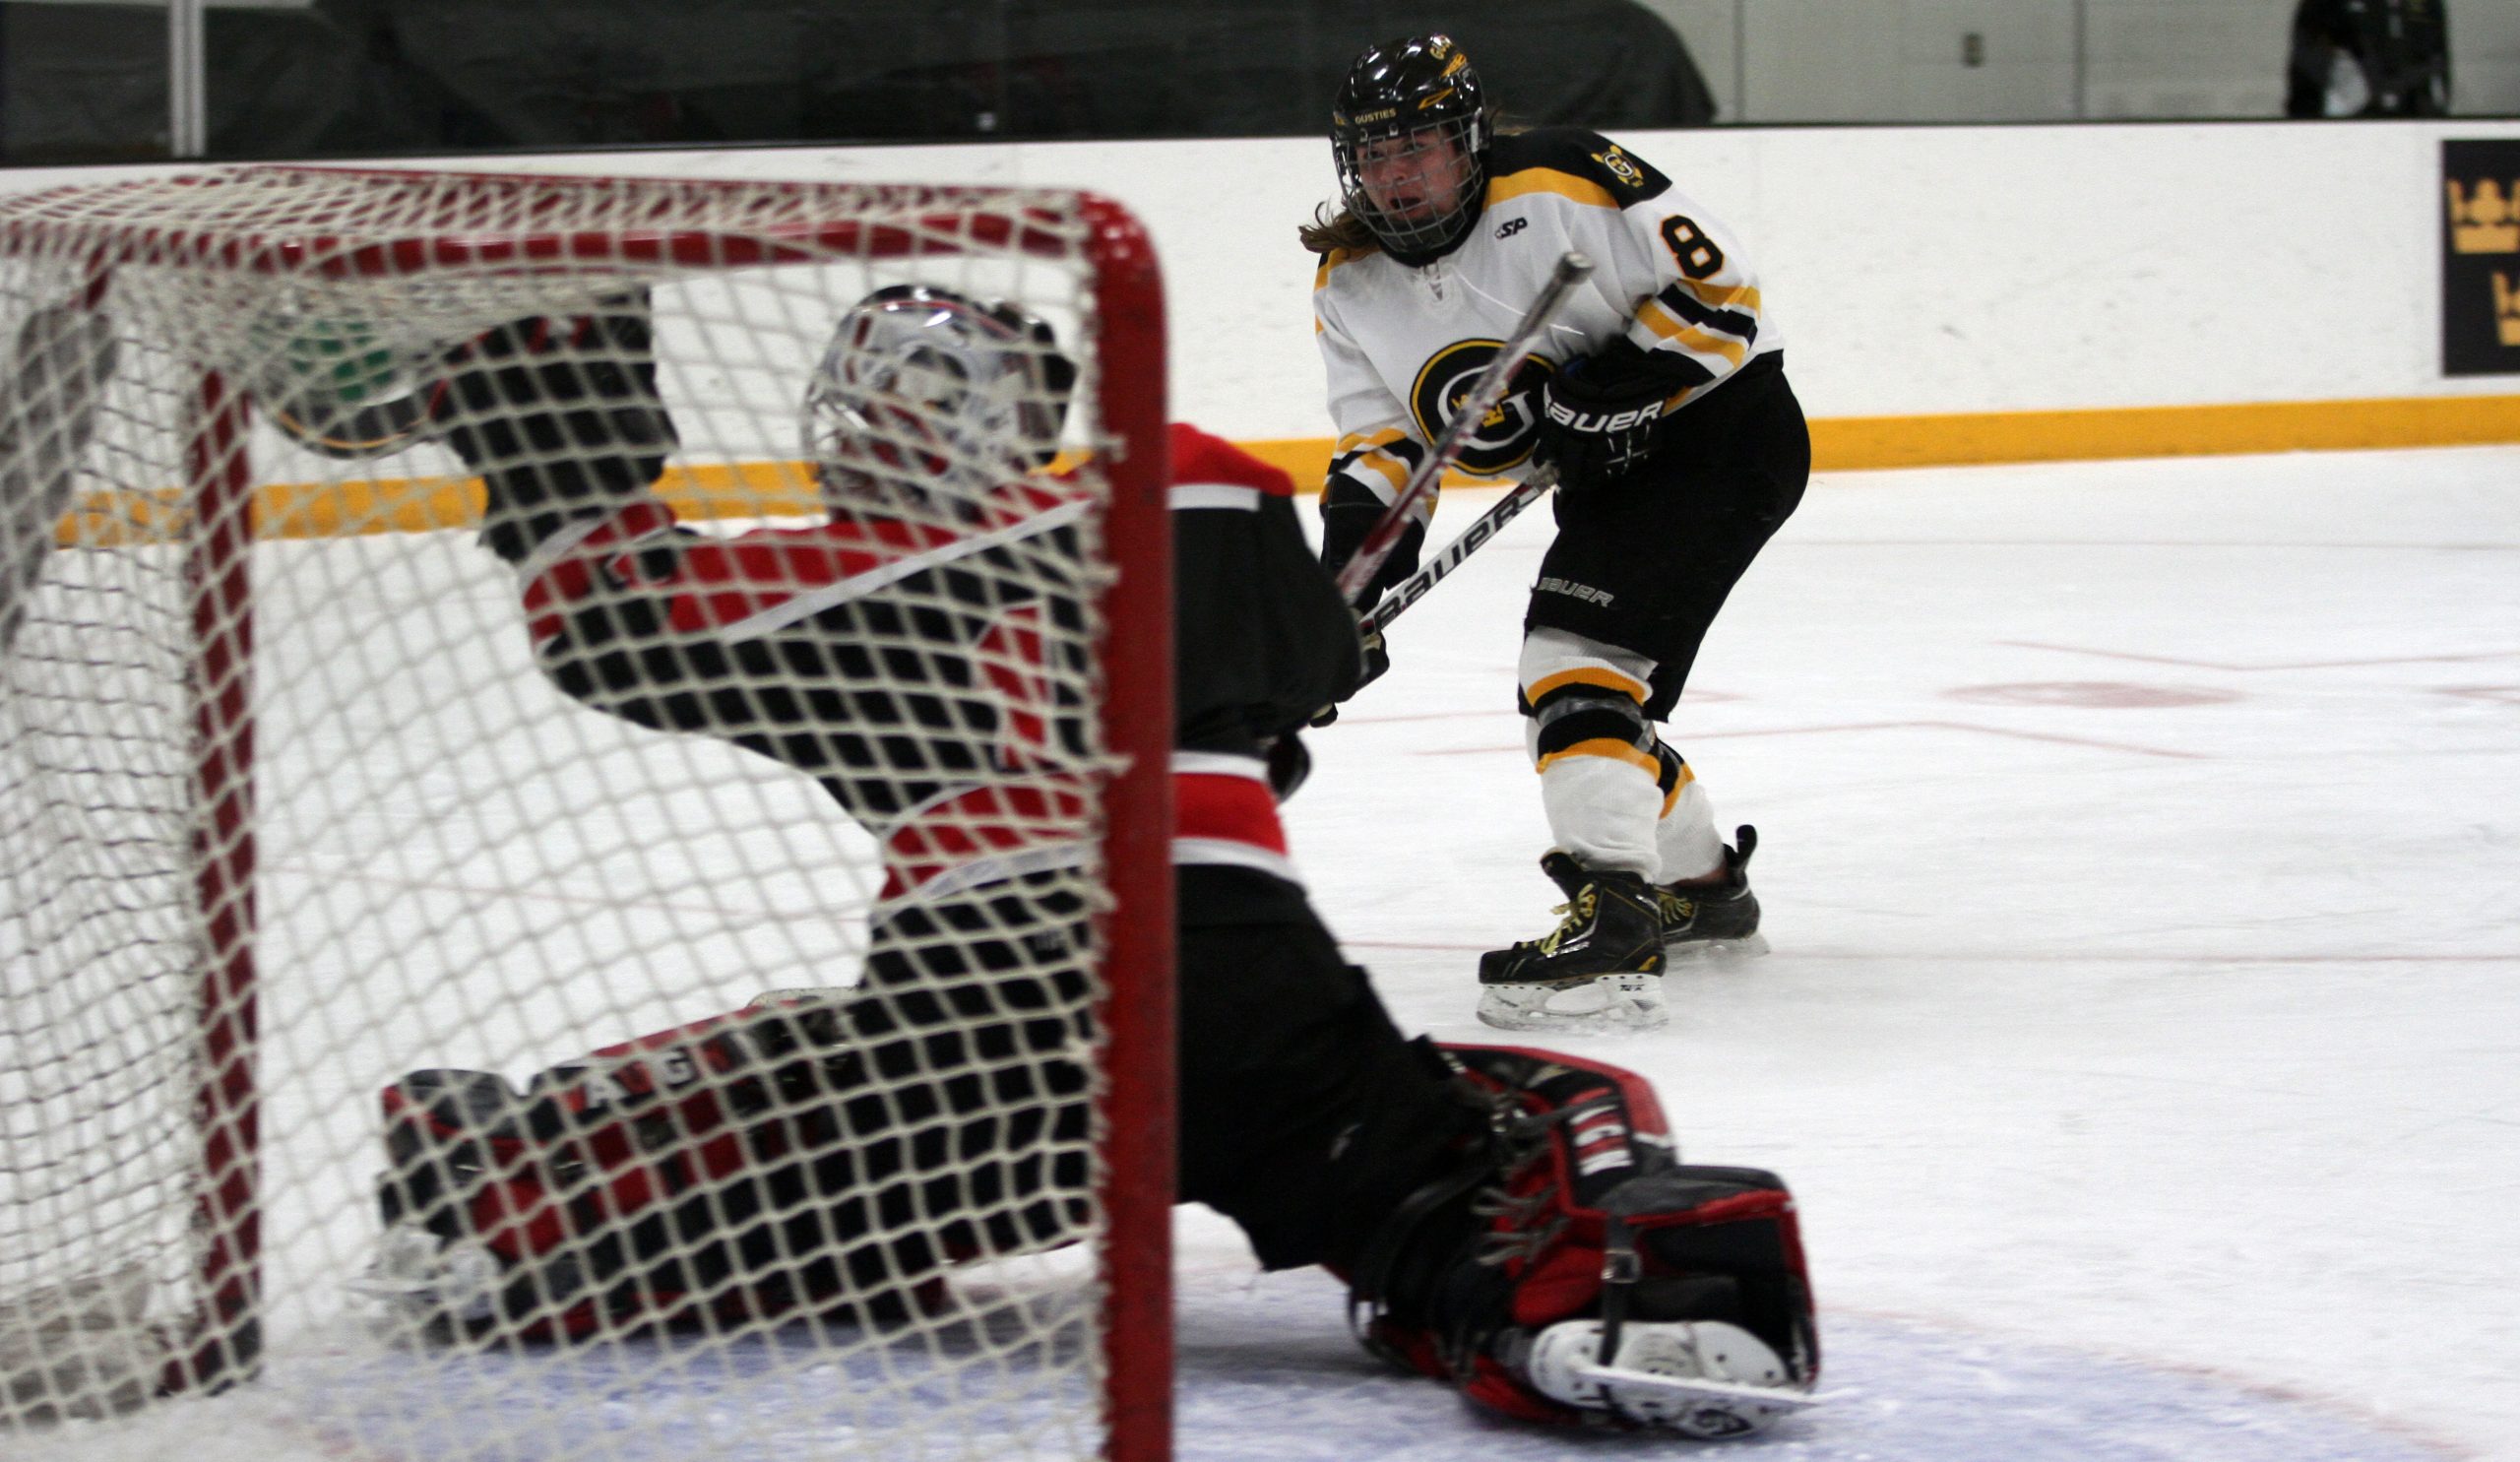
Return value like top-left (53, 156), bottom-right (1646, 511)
top-left (2495, 272), bottom-right (2520, 346)
top-left (2447, 179), bottom-right (2520, 254)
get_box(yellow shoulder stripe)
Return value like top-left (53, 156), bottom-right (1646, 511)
top-left (1315, 247), bottom-right (1368, 289)
top-left (1487, 168), bottom-right (1621, 211)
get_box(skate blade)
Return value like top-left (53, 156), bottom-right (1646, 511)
top-left (1663, 931), bottom-right (1770, 965)
top-left (1477, 972), bottom-right (1668, 1034)
top-left (351, 1219), bottom-right (502, 1326)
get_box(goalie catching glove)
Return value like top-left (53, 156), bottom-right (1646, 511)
top-left (1347, 1044), bottom-right (1819, 1437)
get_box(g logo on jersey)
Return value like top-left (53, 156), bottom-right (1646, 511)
top-left (1409, 340), bottom-right (1557, 476)
top-left (1593, 146), bottom-right (1649, 189)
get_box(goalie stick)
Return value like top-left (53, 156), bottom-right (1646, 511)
top-left (1331, 250), bottom-right (1593, 608)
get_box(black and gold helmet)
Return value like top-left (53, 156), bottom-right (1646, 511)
top-left (1331, 35), bottom-right (1493, 260)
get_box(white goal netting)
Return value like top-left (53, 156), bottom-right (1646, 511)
top-left (0, 165), bottom-right (1171, 1462)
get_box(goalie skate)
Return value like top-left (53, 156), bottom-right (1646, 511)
top-left (1347, 1046), bottom-right (1822, 1434)
top-left (1524, 1318), bottom-right (1819, 1438)
top-left (348, 1220), bottom-right (507, 1336)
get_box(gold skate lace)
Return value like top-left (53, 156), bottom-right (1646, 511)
top-left (1534, 892), bottom-right (1595, 955)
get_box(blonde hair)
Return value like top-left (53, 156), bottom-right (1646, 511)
top-left (1297, 202), bottom-right (1381, 258)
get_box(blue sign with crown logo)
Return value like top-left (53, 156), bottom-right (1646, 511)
top-left (2443, 140), bottom-right (2520, 375)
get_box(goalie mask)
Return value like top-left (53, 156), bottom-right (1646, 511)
top-left (1332, 34), bottom-right (1493, 262)
top-left (804, 285), bottom-right (1077, 522)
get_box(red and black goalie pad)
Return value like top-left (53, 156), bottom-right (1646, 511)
top-left (1351, 1044), bottom-right (1818, 1426)
top-left (376, 972), bottom-right (1091, 1343)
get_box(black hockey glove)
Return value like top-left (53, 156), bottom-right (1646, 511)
top-left (1307, 615), bottom-right (1388, 728)
top-left (1310, 473), bottom-right (1414, 727)
top-left (1533, 339), bottom-right (1689, 493)
top-left (1263, 731), bottom-right (1311, 799)
top-left (437, 293), bottom-right (681, 562)
top-left (1317, 475), bottom-right (1424, 612)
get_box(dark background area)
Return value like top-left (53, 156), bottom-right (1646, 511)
top-left (2441, 137), bottom-right (2520, 375)
top-left (0, 0), bottom-right (1715, 166)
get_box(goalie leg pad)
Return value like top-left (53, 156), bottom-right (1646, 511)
top-left (1348, 1043), bottom-right (1819, 1435)
top-left (370, 998), bottom-right (969, 1344)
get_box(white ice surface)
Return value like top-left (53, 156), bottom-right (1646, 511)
top-left (17, 444), bottom-right (2518, 1460)
top-left (1278, 444), bottom-right (2520, 1461)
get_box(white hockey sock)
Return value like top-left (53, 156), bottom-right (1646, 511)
top-left (1654, 776), bottom-right (1725, 885)
top-left (1519, 625), bottom-right (1667, 878)
top-left (1533, 737), bottom-right (1663, 876)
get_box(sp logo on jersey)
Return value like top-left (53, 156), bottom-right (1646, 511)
top-left (1408, 340), bottom-right (1557, 476)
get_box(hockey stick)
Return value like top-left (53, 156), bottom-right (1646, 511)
top-left (1332, 250), bottom-right (1593, 608)
top-left (1357, 464), bottom-right (1553, 638)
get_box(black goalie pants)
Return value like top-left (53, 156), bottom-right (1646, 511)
top-left (852, 865), bottom-right (1483, 1277)
top-left (719, 865), bottom-right (1480, 1288)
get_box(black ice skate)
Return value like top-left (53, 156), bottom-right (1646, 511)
top-left (1477, 853), bottom-right (1668, 1033)
top-left (1656, 825), bottom-right (1769, 962)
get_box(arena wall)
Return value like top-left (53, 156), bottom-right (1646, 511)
top-left (7, 117), bottom-right (2519, 481)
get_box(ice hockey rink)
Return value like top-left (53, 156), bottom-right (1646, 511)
top-left (1266, 441), bottom-right (2520, 1462)
top-left (17, 437), bottom-right (2518, 1462)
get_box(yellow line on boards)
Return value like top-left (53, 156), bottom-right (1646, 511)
top-left (59, 460), bottom-right (826, 545)
top-left (1808, 395), bottom-right (2520, 471)
top-left (53, 394), bottom-right (2520, 544)
top-left (1246, 393), bottom-right (2520, 486)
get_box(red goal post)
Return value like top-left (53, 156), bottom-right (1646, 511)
top-left (0, 165), bottom-right (1172, 1460)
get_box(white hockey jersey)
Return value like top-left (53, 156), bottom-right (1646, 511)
top-left (1312, 127), bottom-right (1782, 516)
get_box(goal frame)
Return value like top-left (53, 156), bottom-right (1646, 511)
top-left (0, 163), bottom-right (1176, 1460)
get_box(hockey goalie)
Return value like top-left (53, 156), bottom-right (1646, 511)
top-left (338, 282), bottom-right (1820, 1437)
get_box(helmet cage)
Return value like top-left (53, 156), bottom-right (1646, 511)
top-left (1331, 35), bottom-right (1492, 257)
top-left (803, 285), bottom-right (1075, 522)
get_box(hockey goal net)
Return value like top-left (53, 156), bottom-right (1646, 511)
top-left (0, 165), bottom-right (1171, 1460)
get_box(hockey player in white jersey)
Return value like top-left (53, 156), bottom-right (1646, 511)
top-left (1304, 34), bottom-right (1810, 1034)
